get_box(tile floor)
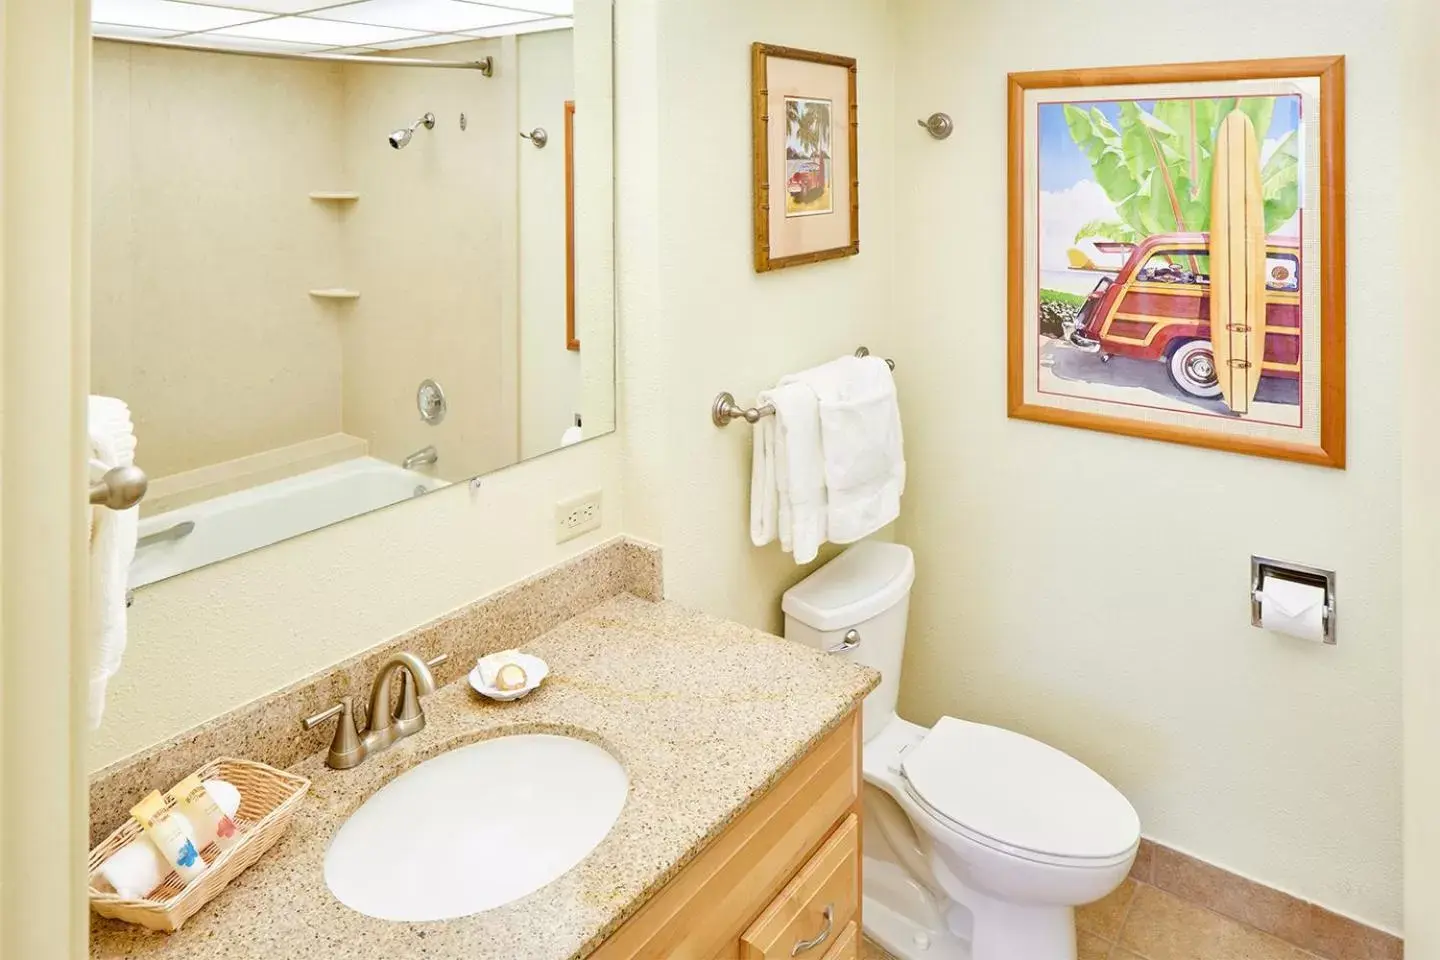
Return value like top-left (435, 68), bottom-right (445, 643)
top-left (859, 878), bottom-right (1326, 960)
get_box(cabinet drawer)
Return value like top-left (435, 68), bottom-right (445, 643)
top-left (591, 712), bottom-right (860, 960)
top-left (741, 814), bottom-right (859, 960)
top-left (821, 922), bottom-right (858, 960)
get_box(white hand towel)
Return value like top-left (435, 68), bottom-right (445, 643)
top-left (88, 395), bottom-right (139, 729)
top-left (760, 381), bottom-right (829, 564)
top-left (784, 356), bottom-right (905, 545)
top-left (750, 411), bottom-right (778, 547)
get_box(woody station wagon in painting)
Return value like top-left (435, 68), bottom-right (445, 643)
top-left (1061, 232), bottom-right (1301, 400)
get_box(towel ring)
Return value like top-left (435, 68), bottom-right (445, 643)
top-left (712, 347), bottom-right (895, 427)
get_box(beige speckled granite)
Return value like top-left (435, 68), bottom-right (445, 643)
top-left (89, 536), bottom-right (664, 847)
top-left (90, 593), bottom-right (876, 960)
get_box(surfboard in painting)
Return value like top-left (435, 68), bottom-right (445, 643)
top-left (1208, 111), bottom-right (1268, 415)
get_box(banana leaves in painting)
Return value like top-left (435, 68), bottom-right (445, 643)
top-left (1064, 97), bottom-right (1299, 245)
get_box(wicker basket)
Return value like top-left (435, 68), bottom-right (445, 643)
top-left (88, 757), bottom-right (311, 932)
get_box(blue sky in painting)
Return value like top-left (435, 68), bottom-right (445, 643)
top-left (1038, 96), bottom-right (1301, 192)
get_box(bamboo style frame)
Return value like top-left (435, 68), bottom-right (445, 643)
top-left (1007, 56), bottom-right (1346, 468)
top-left (752, 43), bottom-right (861, 272)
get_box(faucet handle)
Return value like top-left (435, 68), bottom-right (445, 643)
top-left (303, 696), bottom-right (367, 770)
top-left (396, 654), bottom-right (449, 734)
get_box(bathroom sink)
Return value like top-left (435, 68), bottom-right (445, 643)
top-left (323, 734), bottom-right (628, 921)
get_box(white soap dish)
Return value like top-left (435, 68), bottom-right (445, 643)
top-left (468, 651), bottom-right (549, 702)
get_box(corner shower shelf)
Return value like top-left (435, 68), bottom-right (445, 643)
top-left (309, 288), bottom-right (360, 300)
top-left (308, 191), bottom-right (359, 202)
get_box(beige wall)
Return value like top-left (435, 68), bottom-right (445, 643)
top-left (892, 0), bottom-right (1402, 930)
top-left (2, 0), bottom-right (93, 953)
top-left (1402, 0), bottom-right (1440, 950)
top-left (620, 0), bottom-right (897, 633)
top-left (518, 30), bottom-right (581, 458)
top-left (91, 42), bottom-right (347, 480)
top-left (574, 0), bottom-right (618, 443)
top-left (338, 38), bottom-right (519, 483)
top-left (91, 433), bottom-right (624, 767)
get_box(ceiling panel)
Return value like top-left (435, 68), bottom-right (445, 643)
top-left (355, 32), bottom-right (477, 50)
top-left (209, 15), bottom-right (426, 47)
top-left (314, 0), bottom-right (543, 32)
top-left (175, 0), bottom-right (329, 12)
top-left (462, 0), bottom-right (573, 15)
top-left (460, 15), bottom-right (571, 38)
top-left (92, 0), bottom-right (575, 49)
top-left (93, 22), bottom-right (184, 39)
top-left (92, 0), bottom-right (268, 31)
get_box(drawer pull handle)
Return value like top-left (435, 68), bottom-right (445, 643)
top-left (791, 904), bottom-right (834, 956)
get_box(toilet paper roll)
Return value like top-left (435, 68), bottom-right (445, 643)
top-left (1256, 576), bottom-right (1328, 642)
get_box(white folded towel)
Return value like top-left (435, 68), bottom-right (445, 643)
top-left (792, 355), bottom-right (905, 544)
top-left (88, 395), bottom-right (139, 729)
top-left (750, 355), bottom-right (905, 564)
top-left (768, 382), bottom-right (829, 564)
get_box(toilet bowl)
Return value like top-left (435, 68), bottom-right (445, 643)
top-left (783, 543), bottom-right (1140, 960)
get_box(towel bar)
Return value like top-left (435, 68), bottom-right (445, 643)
top-left (712, 347), bottom-right (895, 427)
top-left (90, 464), bottom-right (148, 510)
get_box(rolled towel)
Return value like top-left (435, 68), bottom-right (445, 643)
top-left (97, 838), bottom-right (168, 901)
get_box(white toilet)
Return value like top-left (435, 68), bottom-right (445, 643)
top-left (784, 542), bottom-right (1140, 960)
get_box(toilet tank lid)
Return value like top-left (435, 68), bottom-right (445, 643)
top-left (782, 542), bottom-right (915, 632)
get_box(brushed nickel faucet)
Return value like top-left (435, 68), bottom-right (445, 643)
top-left (303, 653), bottom-right (447, 770)
top-left (402, 445), bottom-right (438, 470)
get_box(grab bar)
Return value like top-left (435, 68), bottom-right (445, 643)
top-left (712, 347), bottom-right (895, 427)
top-left (138, 520), bottom-right (196, 549)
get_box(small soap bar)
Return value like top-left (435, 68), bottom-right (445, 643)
top-left (478, 649), bottom-right (523, 688)
top-left (494, 662), bottom-right (528, 691)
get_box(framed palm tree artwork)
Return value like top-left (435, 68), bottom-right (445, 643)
top-left (752, 43), bottom-right (859, 272)
top-left (1008, 57), bottom-right (1346, 467)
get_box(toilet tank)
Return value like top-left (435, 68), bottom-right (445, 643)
top-left (782, 542), bottom-right (915, 742)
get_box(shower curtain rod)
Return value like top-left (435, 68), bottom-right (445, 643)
top-left (101, 35), bottom-right (495, 74)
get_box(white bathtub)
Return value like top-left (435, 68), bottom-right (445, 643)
top-left (130, 457), bottom-right (446, 589)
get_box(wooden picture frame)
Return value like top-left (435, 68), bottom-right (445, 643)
top-left (751, 43), bottom-right (860, 272)
top-left (1007, 56), bottom-right (1346, 468)
top-left (564, 99), bottom-right (578, 352)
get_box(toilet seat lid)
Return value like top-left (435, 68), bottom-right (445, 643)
top-left (900, 717), bottom-right (1139, 862)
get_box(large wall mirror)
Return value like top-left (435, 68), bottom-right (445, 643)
top-left (91, 0), bottom-right (615, 589)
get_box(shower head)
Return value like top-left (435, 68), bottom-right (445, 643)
top-left (388, 111), bottom-right (436, 149)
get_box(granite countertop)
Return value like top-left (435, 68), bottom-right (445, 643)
top-left (90, 594), bottom-right (877, 960)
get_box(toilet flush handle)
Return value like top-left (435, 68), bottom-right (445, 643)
top-left (828, 629), bottom-right (861, 654)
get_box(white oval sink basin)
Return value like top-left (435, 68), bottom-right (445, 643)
top-left (324, 734), bottom-right (627, 921)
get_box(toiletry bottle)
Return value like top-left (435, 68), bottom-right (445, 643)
top-left (131, 791), bottom-right (207, 883)
top-left (170, 774), bottom-right (239, 851)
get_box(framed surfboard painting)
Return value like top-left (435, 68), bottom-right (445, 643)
top-left (1007, 57), bottom-right (1346, 468)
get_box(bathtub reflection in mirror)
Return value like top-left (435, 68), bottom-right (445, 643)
top-left (90, 2), bottom-right (615, 588)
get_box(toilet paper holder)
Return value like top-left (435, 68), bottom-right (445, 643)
top-left (1250, 556), bottom-right (1337, 645)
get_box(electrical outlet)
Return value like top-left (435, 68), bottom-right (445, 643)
top-left (555, 490), bottom-right (602, 543)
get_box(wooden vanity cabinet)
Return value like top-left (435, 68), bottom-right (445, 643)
top-left (589, 710), bottom-right (862, 960)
